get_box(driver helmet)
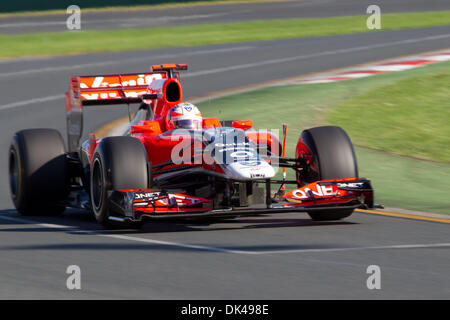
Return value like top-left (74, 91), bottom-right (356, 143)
top-left (166, 102), bottom-right (202, 130)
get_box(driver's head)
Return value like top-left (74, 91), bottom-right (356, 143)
top-left (166, 102), bottom-right (202, 130)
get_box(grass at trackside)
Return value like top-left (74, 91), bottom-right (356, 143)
top-left (325, 70), bottom-right (450, 163)
top-left (197, 60), bottom-right (450, 214)
top-left (0, 10), bottom-right (450, 58)
top-left (355, 147), bottom-right (450, 214)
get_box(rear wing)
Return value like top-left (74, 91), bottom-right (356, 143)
top-left (66, 64), bottom-right (187, 152)
top-left (70, 73), bottom-right (166, 105)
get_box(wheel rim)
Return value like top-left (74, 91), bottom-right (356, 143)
top-left (9, 149), bottom-right (19, 199)
top-left (92, 158), bottom-right (104, 211)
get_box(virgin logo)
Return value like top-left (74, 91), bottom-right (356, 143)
top-left (292, 185), bottom-right (336, 199)
top-left (79, 74), bottom-right (163, 89)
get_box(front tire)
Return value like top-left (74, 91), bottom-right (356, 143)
top-left (9, 129), bottom-right (68, 216)
top-left (90, 136), bottom-right (148, 228)
top-left (297, 126), bottom-right (358, 221)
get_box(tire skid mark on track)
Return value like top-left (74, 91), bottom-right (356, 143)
top-left (0, 213), bottom-right (449, 255)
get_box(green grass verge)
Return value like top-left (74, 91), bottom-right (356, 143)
top-left (356, 147), bottom-right (450, 214)
top-left (1, 10), bottom-right (449, 58)
top-left (197, 60), bottom-right (450, 214)
top-left (324, 69), bottom-right (450, 162)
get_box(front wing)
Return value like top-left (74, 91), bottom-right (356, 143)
top-left (106, 178), bottom-right (375, 221)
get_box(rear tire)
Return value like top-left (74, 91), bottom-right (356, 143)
top-left (90, 136), bottom-right (148, 228)
top-left (298, 126), bottom-right (358, 221)
top-left (9, 129), bottom-right (68, 216)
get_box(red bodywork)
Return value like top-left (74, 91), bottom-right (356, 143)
top-left (66, 64), bottom-right (375, 219)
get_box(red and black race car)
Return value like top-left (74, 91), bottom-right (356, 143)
top-left (8, 64), bottom-right (380, 228)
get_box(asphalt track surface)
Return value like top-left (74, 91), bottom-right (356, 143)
top-left (0, 0), bottom-right (449, 34)
top-left (0, 4), bottom-right (450, 299)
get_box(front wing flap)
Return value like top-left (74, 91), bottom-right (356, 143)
top-left (107, 178), bottom-right (375, 221)
top-left (283, 178), bottom-right (374, 208)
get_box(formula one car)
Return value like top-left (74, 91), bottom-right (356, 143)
top-left (9, 63), bottom-right (379, 228)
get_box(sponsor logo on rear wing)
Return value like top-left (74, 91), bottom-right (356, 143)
top-left (71, 73), bottom-right (167, 105)
top-left (65, 72), bottom-right (166, 151)
top-left (67, 63), bottom-right (188, 106)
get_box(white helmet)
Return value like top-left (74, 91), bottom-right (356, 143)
top-left (166, 102), bottom-right (202, 130)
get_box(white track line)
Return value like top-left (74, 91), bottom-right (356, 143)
top-left (0, 94), bottom-right (64, 111)
top-left (2, 34), bottom-right (449, 78)
top-left (0, 214), bottom-right (252, 254)
top-left (0, 46), bottom-right (254, 78)
top-left (4, 34), bottom-right (448, 112)
top-left (103, 233), bottom-right (250, 254)
top-left (183, 34), bottom-right (450, 78)
top-left (250, 243), bottom-right (450, 255)
top-left (1, 213), bottom-right (449, 255)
